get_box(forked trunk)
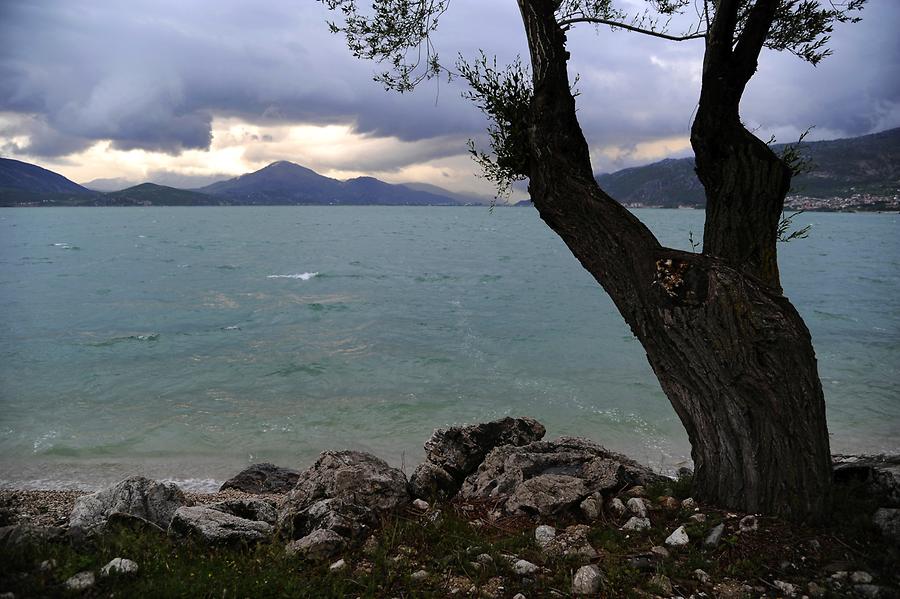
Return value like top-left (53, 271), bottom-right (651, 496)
top-left (517, 0), bottom-right (832, 520)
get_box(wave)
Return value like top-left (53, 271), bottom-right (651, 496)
top-left (267, 272), bottom-right (318, 280)
top-left (87, 333), bottom-right (160, 347)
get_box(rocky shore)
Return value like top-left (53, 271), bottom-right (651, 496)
top-left (2, 417), bottom-right (899, 598)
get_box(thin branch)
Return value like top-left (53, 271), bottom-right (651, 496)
top-left (557, 16), bottom-right (705, 40)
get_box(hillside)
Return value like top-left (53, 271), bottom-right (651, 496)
top-left (199, 161), bottom-right (461, 205)
top-left (102, 183), bottom-right (224, 206)
top-left (0, 158), bottom-right (98, 205)
top-left (597, 127), bottom-right (900, 209)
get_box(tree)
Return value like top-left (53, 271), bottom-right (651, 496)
top-left (319, 0), bottom-right (864, 521)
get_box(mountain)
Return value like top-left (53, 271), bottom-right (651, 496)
top-left (402, 182), bottom-right (490, 205)
top-left (0, 158), bottom-right (96, 205)
top-left (199, 161), bottom-right (460, 205)
top-left (597, 127), bottom-right (900, 209)
top-left (82, 176), bottom-right (141, 192)
top-left (102, 183), bottom-right (224, 206)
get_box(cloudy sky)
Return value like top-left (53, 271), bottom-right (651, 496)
top-left (1, 0), bottom-right (898, 198)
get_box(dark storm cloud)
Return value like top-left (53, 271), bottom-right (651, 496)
top-left (0, 0), bottom-right (897, 169)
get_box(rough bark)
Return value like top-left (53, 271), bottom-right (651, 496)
top-left (691, 0), bottom-right (791, 291)
top-left (516, 0), bottom-right (832, 520)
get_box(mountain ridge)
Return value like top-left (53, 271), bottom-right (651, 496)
top-left (596, 127), bottom-right (900, 209)
top-left (2, 127), bottom-right (898, 209)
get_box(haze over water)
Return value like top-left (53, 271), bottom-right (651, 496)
top-left (0, 207), bottom-right (897, 491)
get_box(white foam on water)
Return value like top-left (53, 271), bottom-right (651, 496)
top-left (161, 478), bottom-right (223, 493)
top-left (267, 272), bottom-right (318, 280)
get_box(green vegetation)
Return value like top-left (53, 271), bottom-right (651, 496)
top-left (3, 485), bottom-right (898, 598)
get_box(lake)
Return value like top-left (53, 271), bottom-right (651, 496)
top-left (0, 207), bottom-right (897, 490)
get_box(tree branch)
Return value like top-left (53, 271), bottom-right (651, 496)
top-left (732, 0), bottom-right (779, 82)
top-left (556, 16), bottom-right (705, 40)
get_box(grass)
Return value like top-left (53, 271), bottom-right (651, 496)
top-left (2, 480), bottom-right (898, 598)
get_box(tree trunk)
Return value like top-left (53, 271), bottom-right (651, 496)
top-left (516, 0), bottom-right (832, 521)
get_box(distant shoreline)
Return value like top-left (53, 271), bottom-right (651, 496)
top-left (2, 204), bottom-right (898, 213)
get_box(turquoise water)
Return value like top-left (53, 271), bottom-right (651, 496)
top-left (0, 207), bottom-right (897, 490)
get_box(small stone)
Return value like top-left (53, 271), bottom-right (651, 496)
top-left (648, 573), bottom-right (673, 595)
top-left (580, 496), bottom-right (602, 521)
top-left (831, 571), bottom-right (848, 580)
top-left (649, 545), bottom-right (669, 559)
top-left (607, 497), bottom-right (627, 517)
top-left (774, 580), bottom-right (796, 597)
top-left (681, 497), bottom-right (697, 510)
top-left (626, 497), bottom-right (648, 518)
top-left (64, 571), bottom-right (96, 591)
top-left (572, 564), bottom-right (603, 595)
top-left (694, 568), bottom-right (711, 584)
top-left (542, 524), bottom-right (597, 562)
top-left (100, 557), bottom-right (139, 576)
top-left (664, 525), bottom-right (689, 547)
top-left (513, 559), bottom-right (539, 576)
top-left (704, 522), bottom-right (725, 547)
top-left (476, 553), bottom-right (493, 566)
top-left (329, 558), bottom-right (347, 572)
top-left (412, 499), bottom-right (430, 511)
top-left (39, 559), bottom-right (56, 571)
top-left (626, 556), bottom-right (655, 571)
top-left (626, 485), bottom-right (646, 497)
top-left (410, 569), bottom-right (429, 581)
top-left (851, 571), bottom-right (873, 584)
top-left (658, 495), bottom-right (680, 511)
top-left (689, 513), bottom-right (707, 523)
top-left (738, 514), bottom-right (758, 532)
top-left (534, 524), bottom-right (557, 547)
top-left (621, 516), bottom-right (651, 531)
top-left (807, 581), bottom-right (826, 597)
top-left (513, 594), bottom-right (527, 599)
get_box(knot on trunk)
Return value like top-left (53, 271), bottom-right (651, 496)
top-left (653, 257), bottom-right (707, 307)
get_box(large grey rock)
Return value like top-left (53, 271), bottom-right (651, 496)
top-left (168, 506), bottom-right (273, 545)
top-left (69, 476), bottom-right (185, 533)
top-left (508, 474), bottom-right (588, 515)
top-left (105, 512), bottom-right (166, 536)
top-left (833, 454), bottom-right (900, 506)
top-left (277, 450), bottom-right (408, 540)
top-left (208, 498), bottom-right (277, 524)
top-left (458, 436), bottom-right (663, 515)
top-left (410, 416), bottom-right (546, 500)
top-left (220, 463), bottom-right (301, 494)
top-left (0, 524), bottom-right (65, 548)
